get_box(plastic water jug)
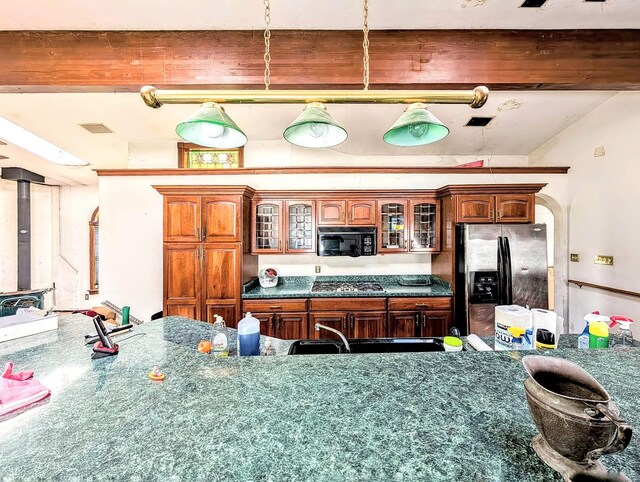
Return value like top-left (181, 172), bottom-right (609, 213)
top-left (237, 312), bottom-right (260, 356)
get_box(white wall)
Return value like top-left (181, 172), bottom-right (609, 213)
top-left (99, 169), bottom-right (567, 321)
top-left (530, 92), bottom-right (640, 338)
top-left (0, 178), bottom-right (98, 311)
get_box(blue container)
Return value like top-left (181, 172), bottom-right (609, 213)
top-left (237, 312), bottom-right (260, 356)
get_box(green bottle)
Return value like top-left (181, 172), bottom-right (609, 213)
top-left (588, 321), bottom-right (609, 349)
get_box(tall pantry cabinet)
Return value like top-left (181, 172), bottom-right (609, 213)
top-left (154, 185), bottom-right (256, 327)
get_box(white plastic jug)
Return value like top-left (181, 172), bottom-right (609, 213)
top-left (237, 312), bottom-right (260, 356)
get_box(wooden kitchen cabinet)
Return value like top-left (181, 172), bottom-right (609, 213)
top-left (285, 200), bottom-right (316, 253)
top-left (409, 199), bottom-right (441, 252)
top-left (346, 200), bottom-right (377, 225)
top-left (242, 299), bottom-right (308, 339)
top-left (309, 298), bottom-right (388, 339)
top-left (252, 200), bottom-right (283, 253)
top-left (387, 297), bottom-right (452, 337)
top-left (164, 196), bottom-right (202, 242)
top-left (378, 200), bottom-right (408, 252)
top-left (317, 200), bottom-right (346, 225)
top-left (163, 244), bottom-right (202, 319)
top-left (157, 185), bottom-right (255, 327)
top-left (454, 193), bottom-right (534, 224)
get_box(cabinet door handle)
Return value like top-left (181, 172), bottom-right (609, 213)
top-left (269, 305), bottom-right (282, 309)
top-left (270, 317), bottom-right (275, 333)
top-left (286, 240), bottom-right (289, 251)
top-left (195, 227), bottom-right (200, 240)
top-left (415, 303), bottom-right (428, 308)
top-left (415, 313), bottom-right (420, 327)
top-left (201, 227), bottom-right (206, 241)
top-left (278, 240), bottom-right (282, 251)
top-left (422, 314), bottom-right (427, 328)
top-left (276, 316), bottom-right (281, 331)
top-left (350, 314), bottom-right (354, 330)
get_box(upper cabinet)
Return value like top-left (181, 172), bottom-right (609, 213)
top-left (252, 199), bottom-right (316, 254)
top-left (317, 199), bottom-right (376, 226)
top-left (317, 200), bottom-right (346, 225)
top-left (455, 193), bottom-right (534, 224)
top-left (409, 199), bottom-right (441, 252)
top-left (378, 200), bottom-right (408, 253)
top-left (164, 196), bottom-right (202, 242)
top-left (285, 200), bottom-right (316, 253)
top-left (346, 200), bottom-right (377, 225)
top-left (164, 194), bottom-right (243, 242)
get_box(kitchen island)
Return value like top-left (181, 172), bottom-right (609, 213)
top-left (1, 315), bottom-right (639, 481)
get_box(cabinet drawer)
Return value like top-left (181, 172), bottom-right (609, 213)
top-left (387, 297), bottom-right (451, 311)
top-left (309, 297), bottom-right (386, 312)
top-left (243, 299), bottom-right (307, 313)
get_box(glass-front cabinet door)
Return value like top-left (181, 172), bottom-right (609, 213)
top-left (378, 200), bottom-right (408, 252)
top-left (252, 201), bottom-right (283, 254)
top-left (409, 199), bottom-right (441, 252)
top-left (285, 201), bottom-right (316, 253)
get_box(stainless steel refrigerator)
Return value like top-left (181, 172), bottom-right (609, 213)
top-left (454, 223), bottom-right (548, 336)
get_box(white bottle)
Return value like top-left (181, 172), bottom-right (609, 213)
top-left (237, 312), bottom-right (260, 356)
top-left (210, 315), bottom-right (229, 357)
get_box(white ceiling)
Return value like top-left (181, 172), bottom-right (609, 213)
top-left (0, 91), bottom-right (616, 184)
top-left (2, 0), bottom-right (639, 30)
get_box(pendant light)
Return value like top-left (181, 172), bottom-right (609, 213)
top-left (383, 103), bottom-right (450, 147)
top-left (175, 102), bottom-right (247, 148)
top-left (283, 102), bottom-right (348, 148)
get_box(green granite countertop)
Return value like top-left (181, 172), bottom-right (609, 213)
top-left (242, 274), bottom-right (453, 299)
top-left (1, 315), bottom-right (639, 481)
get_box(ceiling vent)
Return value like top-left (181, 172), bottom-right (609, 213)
top-left (79, 123), bottom-right (113, 134)
top-left (465, 116), bottom-right (494, 127)
top-left (520, 0), bottom-right (548, 6)
top-left (0, 155), bottom-right (9, 160)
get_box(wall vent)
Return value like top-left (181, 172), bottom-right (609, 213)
top-left (465, 117), bottom-right (494, 127)
top-left (520, 0), bottom-right (548, 6)
top-left (79, 123), bottom-right (113, 134)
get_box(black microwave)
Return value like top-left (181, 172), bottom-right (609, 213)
top-left (317, 227), bottom-right (377, 257)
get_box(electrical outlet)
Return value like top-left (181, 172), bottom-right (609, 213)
top-left (84, 293), bottom-right (89, 300)
top-left (594, 146), bottom-right (605, 157)
top-left (594, 255), bottom-right (613, 266)
top-left (315, 266), bottom-right (321, 273)
top-left (570, 253), bottom-right (580, 262)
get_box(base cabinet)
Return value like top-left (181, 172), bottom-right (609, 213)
top-left (309, 311), bottom-right (387, 339)
top-left (243, 299), bottom-right (308, 339)
top-left (387, 297), bottom-right (452, 337)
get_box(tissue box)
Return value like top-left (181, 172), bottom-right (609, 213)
top-left (0, 312), bottom-right (59, 343)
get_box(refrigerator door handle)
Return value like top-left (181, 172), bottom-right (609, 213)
top-left (503, 236), bottom-right (513, 305)
top-left (497, 236), bottom-right (506, 305)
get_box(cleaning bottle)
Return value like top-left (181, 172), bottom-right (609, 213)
top-left (609, 316), bottom-right (634, 350)
top-left (237, 312), bottom-right (260, 356)
top-left (579, 312), bottom-right (608, 349)
top-left (210, 315), bottom-right (230, 357)
top-left (589, 321), bottom-right (609, 349)
top-left (507, 326), bottom-right (532, 350)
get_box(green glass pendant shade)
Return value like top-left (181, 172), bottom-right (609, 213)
top-left (176, 102), bottom-right (247, 148)
top-left (383, 103), bottom-right (449, 147)
top-left (283, 102), bottom-right (348, 148)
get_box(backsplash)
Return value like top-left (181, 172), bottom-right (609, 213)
top-left (257, 253), bottom-right (432, 276)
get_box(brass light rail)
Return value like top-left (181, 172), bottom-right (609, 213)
top-left (568, 279), bottom-right (640, 300)
top-left (140, 85), bottom-right (489, 109)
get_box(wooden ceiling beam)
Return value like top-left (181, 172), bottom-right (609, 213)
top-left (2, 30), bottom-right (640, 93)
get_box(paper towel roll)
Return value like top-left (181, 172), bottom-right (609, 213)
top-left (532, 308), bottom-right (558, 349)
top-left (495, 305), bottom-right (532, 350)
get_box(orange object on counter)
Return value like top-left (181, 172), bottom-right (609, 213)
top-left (197, 340), bottom-right (211, 353)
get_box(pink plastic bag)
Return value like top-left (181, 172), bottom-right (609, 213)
top-left (0, 362), bottom-right (50, 416)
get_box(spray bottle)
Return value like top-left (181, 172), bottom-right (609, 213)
top-left (609, 316), bottom-right (635, 351)
top-left (210, 315), bottom-right (230, 357)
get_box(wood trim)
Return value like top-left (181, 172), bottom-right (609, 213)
top-left (153, 185), bottom-right (255, 197)
top-left (437, 183), bottom-right (547, 196)
top-left (99, 167), bottom-right (568, 177)
top-left (3, 30), bottom-right (640, 92)
top-left (568, 279), bottom-right (640, 300)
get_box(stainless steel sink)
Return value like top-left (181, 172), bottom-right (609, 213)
top-left (288, 337), bottom-right (446, 355)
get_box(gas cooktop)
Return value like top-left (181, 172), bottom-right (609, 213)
top-left (311, 281), bottom-right (384, 293)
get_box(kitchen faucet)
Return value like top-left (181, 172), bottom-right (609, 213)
top-left (314, 323), bottom-right (351, 353)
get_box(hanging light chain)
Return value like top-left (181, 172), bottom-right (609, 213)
top-left (362, 0), bottom-right (370, 90)
top-left (263, 0), bottom-right (272, 90)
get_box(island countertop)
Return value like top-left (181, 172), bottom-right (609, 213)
top-left (1, 315), bottom-right (639, 481)
top-left (242, 274), bottom-right (453, 299)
